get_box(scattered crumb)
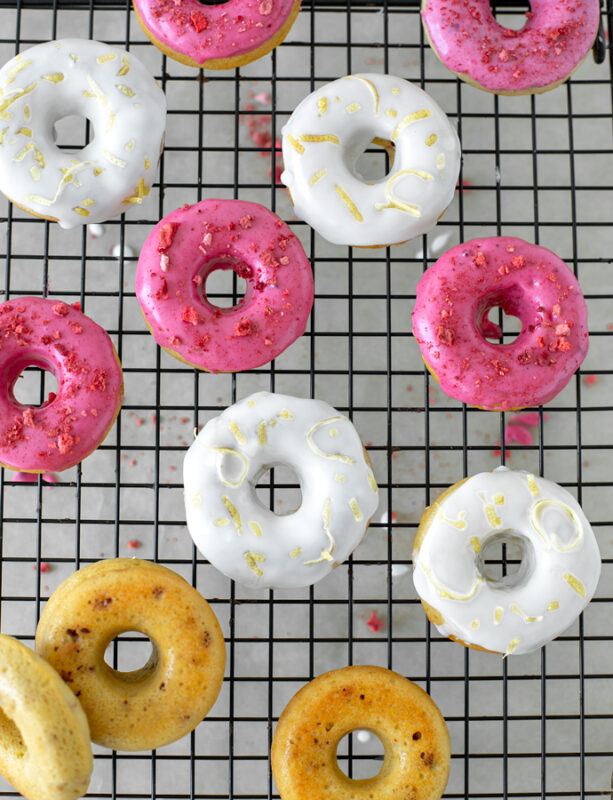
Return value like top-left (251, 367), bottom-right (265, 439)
top-left (584, 374), bottom-right (598, 386)
top-left (366, 609), bottom-right (384, 634)
top-left (127, 539), bottom-right (141, 550)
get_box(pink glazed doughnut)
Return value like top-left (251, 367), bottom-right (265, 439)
top-left (412, 237), bottom-right (589, 410)
top-left (133, 0), bottom-right (301, 70)
top-left (135, 199), bottom-right (313, 373)
top-left (0, 297), bottom-right (123, 473)
top-left (422, 0), bottom-right (600, 95)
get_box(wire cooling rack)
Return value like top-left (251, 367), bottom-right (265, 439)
top-left (1, 1), bottom-right (613, 798)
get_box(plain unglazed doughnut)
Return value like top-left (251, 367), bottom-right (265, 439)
top-left (35, 558), bottom-right (226, 752)
top-left (271, 665), bottom-right (450, 800)
top-left (0, 633), bottom-right (92, 800)
top-left (421, 0), bottom-right (600, 95)
top-left (0, 39), bottom-right (166, 228)
top-left (412, 467), bottom-right (601, 656)
top-left (133, 0), bottom-right (301, 70)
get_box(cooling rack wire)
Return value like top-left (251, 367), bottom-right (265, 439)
top-left (0, 0), bottom-right (613, 798)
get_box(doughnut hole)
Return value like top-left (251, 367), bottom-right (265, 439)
top-left (0, 706), bottom-right (26, 759)
top-left (53, 114), bottom-right (94, 154)
top-left (103, 631), bottom-right (157, 679)
top-left (476, 289), bottom-right (525, 344)
top-left (10, 362), bottom-right (59, 409)
top-left (254, 463), bottom-right (302, 515)
top-left (198, 258), bottom-right (249, 311)
top-left (354, 137), bottom-right (396, 182)
top-left (336, 729), bottom-right (386, 780)
top-left (476, 530), bottom-right (535, 588)
top-left (490, 0), bottom-right (530, 31)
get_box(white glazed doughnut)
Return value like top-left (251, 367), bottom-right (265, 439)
top-left (280, 73), bottom-right (461, 248)
top-left (0, 39), bottom-right (166, 229)
top-left (412, 467), bottom-right (601, 656)
top-left (183, 392), bottom-right (379, 589)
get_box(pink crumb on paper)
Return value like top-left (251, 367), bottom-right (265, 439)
top-left (584, 374), bottom-right (598, 386)
top-left (127, 539), bottom-right (141, 550)
top-left (33, 562), bottom-right (50, 573)
top-left (366, 610), bottom-right (384, 634)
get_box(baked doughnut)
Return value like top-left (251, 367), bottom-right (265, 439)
top-left (422, 0), bottom-right (600, 95)
top-left (0, 296), bottom-right (123, 473)
top-left (280, 73), bottom-right (461, 247)
top-left (411, 237), bottom-right (589, 410)
top-left (35, 559), bottom-right (226, 751)
top-left (271, 665), bottom-right (450, 800)
top-left (133, 0), bottom-right (301, 70)
top-left (0, 633), bottom-right (92, 800)
top-left (412, 467), bottom-right (601, 656)
top-left (183, 392), bottom-right (378, 589)
top-left (135, 199), bottom-right (314, 373)
top-left (0, 39), bottom-right (166, 228)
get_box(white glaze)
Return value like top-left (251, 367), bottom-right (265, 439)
top-left (412, 467), bottom-right (601, 655)
top-left (0, 39), bottom-right (166, 229)
top-left (183, 392), bottom-right (379, 589)
top-left (281, 73), bottom-right (461, 247)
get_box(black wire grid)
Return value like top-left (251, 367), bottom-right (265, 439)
top-left (0, 1), bottom-right (613, 798)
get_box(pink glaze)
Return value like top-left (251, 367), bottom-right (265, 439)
top-left (0, 297), bottom-right (123, 472)
top-left (135, 199), bottom-right (313, 373)
top-left (134, 0), bottom-right (297, 66)
top-left (422, 0), bottom-right (600, 93)
top-left (412, 237), bottom-right (588, 410)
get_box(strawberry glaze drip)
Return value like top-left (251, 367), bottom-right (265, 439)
top-left (411, 237), bottom-right (589, 410)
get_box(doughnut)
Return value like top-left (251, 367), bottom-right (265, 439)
top-left (411, 237), bottom-right (589, 410)
top-left (183, 391), bottom-right (378, 589)
top-left (422, 0), bottom-right (600, 95)
top-left (0, 39), bottom-right (166, 229)
top-left (35, 558), bottom-right (226, 752)
top-left (271, 665), bottom-right (450, 800)
top-left (0, 296), bottom-right (123, 473)
top-left (412, 467), bottom-right (601, 656)
top-left (0, 633), bottom-right (92, 800)
top-left (135, 199), bottom-right (313, 373)
top-left (133, 0), bottom-right (301, 70)
top-left (280, 73), bottom-right (461, 248)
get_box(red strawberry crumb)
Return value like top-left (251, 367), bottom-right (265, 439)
top-left (69, 322), bottom-right (83, 334)
top-left (52, 303), bottom-right (70, 317)
top-left (71, 302), bottom-right (81, 312)
top-left (190, 10), bottom-right (208, 31)
top-left (366, 610), bottom-right (384, 634)
top-left (259, 0), bottom-right (273, 13)
top-left (584, 374), bottom-right (598, 386)
top-left (511, 255), bottom-right (526, 268)
top-left (127, 539), bottom-right (141, 549)
top-left (134, 417), bottom-right (144, 426)
top-left (57, 433), bottom-right (76, 455)
top-left (279, 256), bottom-right (289, 266)
top-left (158, 222), bottom-right (180, 252)
top-left (34, 562), bottom-right (51, 573)
top-left (473, 252), bottom-right (486, 267)
top-left (22, 408), bottom-right (35, 428)
top-left (181, 306), bottom-right (199, 325)
top-left (168, 335), bottom-right (181, 346)
top-left (239, 215), bottom-right (254, 229)
top-left (435, 325), bottom-right (455, 345)
top-left (234, 317), bottom-right (254, 337)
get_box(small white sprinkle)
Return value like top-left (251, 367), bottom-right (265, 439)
top-left (356, 730), bottom-right (372, 743)
top-left (88, 223), bottom-right (105, 239)
top-left (111, 243), bottom-right (135, 259)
